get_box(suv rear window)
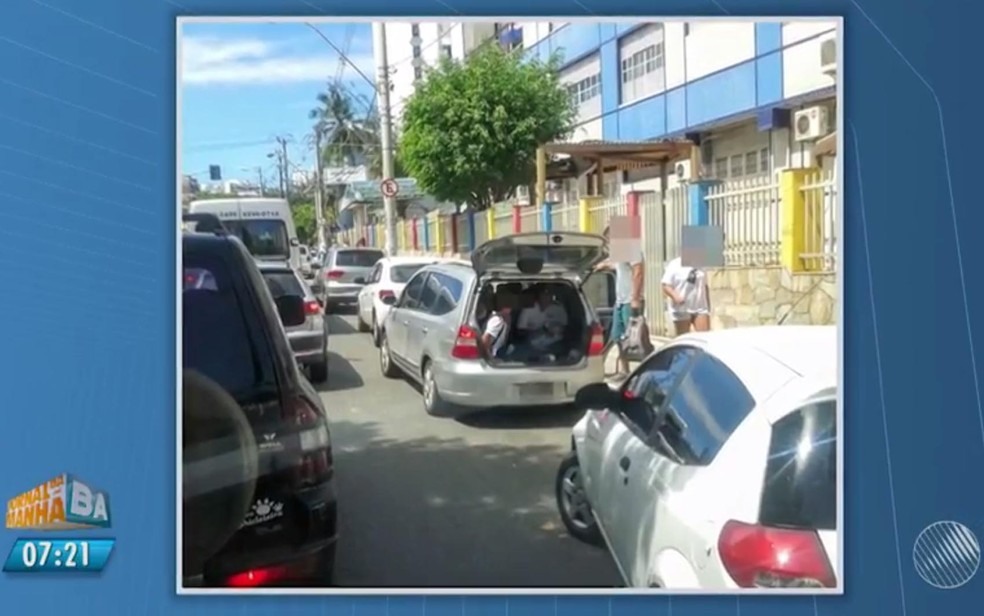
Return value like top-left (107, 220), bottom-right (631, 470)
top-left (759, 398), bottom-right (837, 531)
top-left (335, 250), bottom-right (383, 267)
top-left (261, 270), bottom-right (304, 298)
top-left (183, 253), bottom-right (275, 399)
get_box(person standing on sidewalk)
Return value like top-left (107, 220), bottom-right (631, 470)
top-left (597, 226), bottom-right (645, 377)
top-left (661, 256), bottom-right (710, 335)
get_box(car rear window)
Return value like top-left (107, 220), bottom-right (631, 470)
top-left (183, 253), bottom-right (274, 399)
top-left (390, 263), bottom-right (428, 283)
top-left (759, 398), bottom-right (837, 531)
top-left (335, 250), bottom-right (384, 267)
top-left (261, 270), bottom-right (304, 298)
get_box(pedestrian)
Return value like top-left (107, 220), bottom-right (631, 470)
top-left (661, 255), bottom-right (711, 335)
top-left (596, 226), bottom-right (645, 377)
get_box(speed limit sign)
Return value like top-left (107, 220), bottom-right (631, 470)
top-left (380, 178), bottom-right (399, 198)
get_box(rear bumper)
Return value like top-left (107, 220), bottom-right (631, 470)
top-left (432, 357), bottom-right (605, 409)
top-left (287, 331), bottom-right (326, 365)
top-left (323, 282), bottom-right (362, 303)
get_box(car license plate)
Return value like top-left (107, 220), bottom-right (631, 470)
top-left (518, 382), bottom-right (555, 398)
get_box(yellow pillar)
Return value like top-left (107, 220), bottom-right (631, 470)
top-left (578, 197), bottom-right (600, 233)
top-left (486, 208), bottom-right (496, 239)
top-left (399, 220), bottom-right (407, 251)
top-left (535, 146), bottom-right (547, 207)
top-left (779, 168), bottom-right (818, 273)
top-left (433, 213), bottom-right (443, 254)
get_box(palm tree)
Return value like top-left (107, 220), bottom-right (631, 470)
top-left (309, 82), bottom-right (376, 167)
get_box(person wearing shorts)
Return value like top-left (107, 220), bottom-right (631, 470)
top-left (597, 227), bottom-right (645, 377)
top-left (661, 256), bottom-right (710, 336)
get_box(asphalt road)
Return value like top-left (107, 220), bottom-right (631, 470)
top-left (316, 308), bottom-right (622, 588)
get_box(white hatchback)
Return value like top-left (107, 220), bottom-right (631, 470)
top-left (356, 256), bottom-right (439, 344)
top-left (556, 325), bottom-right (838, 590)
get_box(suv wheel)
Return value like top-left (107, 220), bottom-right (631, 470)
top-left (556, 451), bottom-right (602, 545)
top-left (379, 335), bottom-right (399, 378)
top-left (422, 362), bottom-right (452, 417)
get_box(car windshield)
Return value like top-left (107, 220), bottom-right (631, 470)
top-left (335, 250), bottom-right (384, 267)
top-left (390, 263), bottom-right (428, 283)
top-left (262, 270), bottom-right (305, 299)
top-left (223, 220), bottom-right (290, 259)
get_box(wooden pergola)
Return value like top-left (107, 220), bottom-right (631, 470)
top-left (535, 139), bottom-right (697, 202)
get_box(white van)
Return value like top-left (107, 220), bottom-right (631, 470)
top-left (188, 198), bottom-right (301, 271)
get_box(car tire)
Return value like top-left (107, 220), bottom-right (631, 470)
top-left (556, 450), bottom-right (602, 545)
top-left (421, 361), bottom-right (453, 417)
top-left (309, 359), bottom-right (329, 384)
top-left (379, 335), bottom-right (399, 378)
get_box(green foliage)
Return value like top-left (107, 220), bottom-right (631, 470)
top-left (291, 202), bottom-right (317, 245)
top-left (399, 46), bottom-right (575, 211)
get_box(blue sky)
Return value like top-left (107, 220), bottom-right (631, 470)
top-left (180, 21), bottom-right (376, 185)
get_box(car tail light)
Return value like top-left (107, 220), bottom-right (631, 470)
top-left (451, 325), bottom-right (480, 360)
top-left (325, 270), bottom-right (343, 279)
top-left (378, 289), bottom-right (395, 301)
top-left (304, 300), bottom-right (321, 315)
top-left (587, 322), bottom-right (605, 356)
top-left (718, 520), bottom-right (836, 588)
top-left (226, 565), bottom-right (290, 587)
top-left (284, 395), bottom-right (321, 426)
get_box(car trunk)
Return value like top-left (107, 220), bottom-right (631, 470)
top-left (472, 278), bottom-right (594, 368)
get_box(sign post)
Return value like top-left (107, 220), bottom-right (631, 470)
top-left (380, 178), bottom-right (399, 199)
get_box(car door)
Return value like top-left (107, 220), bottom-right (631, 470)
top-left (581, 269), bottom-right (616, 346)
top-left (595, 346), bottom-right (697, 581)
top-left (623, 350), bottom-right (758, 587)
top-left (388, 271), bottom-right (428, 361)
top-left (402, 272), bottom-right (443, 374)
top-left (358, 263), bottom-right (382, 324)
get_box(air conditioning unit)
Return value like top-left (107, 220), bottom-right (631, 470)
top-left (794, 106), bottom-right (830, 142)
top-left (819, 33), bottom-right (837, 79)
top-left (675, 160), bottom-right (693, 182)
top-left (515, 185), bottom-right (531, 205)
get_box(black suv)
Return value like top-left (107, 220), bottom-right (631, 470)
top-left (182, 226), bottom-right (337, 588)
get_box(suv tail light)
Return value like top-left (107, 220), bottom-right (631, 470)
top-left (587, 322), bottom-right (605, 356)
top-left (325, 270), bottom-right (343, 280)
top-left (286, 396), bottom-right (334, 486)
top-left (304, 300), bottom-right (321, 315)
top-left (718, 520), bottom-right (836, 588)
top-left (451, 325), bottom-right (480, 360)
top-left (285, 396), bottom-right (320, 426)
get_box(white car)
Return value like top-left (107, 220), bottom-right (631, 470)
top-left (557, 325), bottom-right (838, 590)
top-left (356, 256), bottom-right (438, 344)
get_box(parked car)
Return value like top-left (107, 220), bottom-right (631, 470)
top-left (556, 325), bottom-right (838, 590)
top-left (182, 227), bottom-right (338, 588)
top-left (296, 245), bottom-right (313, 279)
top-left (256, 262), bottom-right (330, 384)
top-left (356, 256), bottom-right (437, 344)
top-left (376, 232), bottom-right (613, 416)
top-left (315, 247), bottom-right (385, 312)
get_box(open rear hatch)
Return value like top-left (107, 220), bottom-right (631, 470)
top-left (470, 232), bottom-right (607, 281)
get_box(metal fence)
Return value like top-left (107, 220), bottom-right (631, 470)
top-left (588, 198), bottom-right (627, 233)
top-left (519, 206), bottom-right (540, 232)
top-left (799, 169), bottom-right (838, 272)
top-left (493, 207), bottom-right (513, 238)
top-left (550, 203), bottom-right (579, 232)
top-left (706, 176), bottom-right (782, 267)
top-left (639, 187), bottom-right (688, 336)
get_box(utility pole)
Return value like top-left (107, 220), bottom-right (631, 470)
top-left (279, 136), bottom-right (290, 201)
top-left (313, 128), bottom-right (326, 248)
top-left (372, 22), bottom-right (398, 257)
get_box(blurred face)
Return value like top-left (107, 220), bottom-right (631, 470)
top-left (537, 291), bottom-right (551, 307)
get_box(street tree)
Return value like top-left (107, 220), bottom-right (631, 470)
top-left (399, 45), bottom-right (575, 211)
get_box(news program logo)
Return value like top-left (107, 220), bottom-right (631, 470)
top-left (6, 474), bottom-right (111, 530)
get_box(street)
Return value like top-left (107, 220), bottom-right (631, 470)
top-left (318, 307), bottom-right (622, 588)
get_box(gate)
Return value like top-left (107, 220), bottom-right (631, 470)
top-left (640, 186), bottom-right (688, 337)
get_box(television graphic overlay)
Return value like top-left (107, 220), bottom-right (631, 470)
top-left (3, 475), bottom-right (115, 573)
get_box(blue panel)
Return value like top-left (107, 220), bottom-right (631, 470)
top-left (552, 23), bottom-right (603, 66)
top-left (755, 51), bottom-right (783, 106)
top-left (617, 94), bottom-right (666, 140)
top-left (666, 87), bottom-right (687, 133)
top-left (602, 112), bottom-right (620, 140)
top-left (599, 23), bottom-right (617, 42)
top-left (600, 41), bottom-right (620, 115)
top-left (755, 22), bottom-right (782, 55)
top-left (686, 62), bottom-right (757, 127)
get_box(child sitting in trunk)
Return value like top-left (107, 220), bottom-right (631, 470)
top-left (517, 286), bottom-right (568, 357)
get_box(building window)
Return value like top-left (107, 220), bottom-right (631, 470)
top-left (729, 154), bottom-right (743, 177)
top-left (714, 158), bottom-right (728, 179)
top-left (745, 151), bottom-right (758, 175)
top-left (618, 25), bottom-right (665, 104)
top-left (760, 148), bottom-right (770, 175)
top-left (441, 44), bottom-right (453, 59)
top-left (411, 24), bottom-right (420, 37)
top-left (566, 74), bottom-right (600, 110)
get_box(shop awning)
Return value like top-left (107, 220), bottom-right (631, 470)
top-left (542, 139), bottom-right (695, 179)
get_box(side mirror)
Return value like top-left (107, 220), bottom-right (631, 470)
top-left (353, 277), bottom-right (366, 285)
top-left (380, 294), bottom-right (397, 306)
top-left (274, 295), bottom-right (306, 327)
top-left (574, 382), bottom-right (621, 412)
top-left (290, 237), bottom-right (300, 247)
